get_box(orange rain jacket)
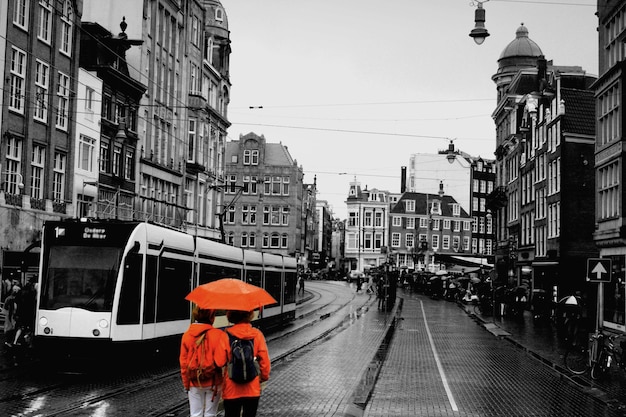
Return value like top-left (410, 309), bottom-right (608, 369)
top-left (179, 323), bottom-right (229, 390)
top-left (222, 322), bottom-right (271, 400)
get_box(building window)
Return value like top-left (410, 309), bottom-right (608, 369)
top-left (432, 219), bottom-right (440, 231)
top-left (60, 1), bottom-right (73, 56)
top-left (241, 232), bottom-right (249, 248)
top-left (443, 219), bottom-right (450, 230)
top-left (393, 216), bottom-right (401, 227)
top-left (56, 72), bottom-right (70, 130)
top-left (226, 206), bottom-right (235, 224)
top-left (53, 152), bottom-right (66, 202)
top-left (227, 175), bottom-right (237, 193)
top-left (270, 233), bottom-right (280, 248)
top-left (30, 145), bottom-right (45, 199)
top-left (442, 235), bottom-right (450, 250)
top-left (599, 162), bottom-right (619, 220)
top-left (271, 206), bottom-right (280, 225)
top-left (391, 233), bottom-right (400, 247)
top-left (281, 207), bottom-right (289, 225)
top-left (34, 60), bottom-right (49, 122)
top-left (262, 233), bottom-right (269, 248)
top-left (124, 150), bottom-right (134, 180)
top-left (419, 217), bottom-right (428, 228)
top-left (78, 135), bottom-right (95, 172)
top-left (112, 145), bottom-right (122, 177)
top-left (100, 140), bottom-right (110, 173)
top-left (5, 137), bottom-right (22, 195)
top-left (249, 232), bottom-right (256, 248)
top-left (9, 47), bottom-right (26, 113)
top-left (263, 206), bottom-right (270, 225)
top-left (364, 233), bottom-right (372, 249)
top-left (13, 0), bottom-right (29, 29)
top-left (188, 119), bottom-right (196, 161)
top-left (374, 233), bottom-right (382, 249)
top-left (432, 235), bottom-right (439, 250)
top-left (406, 217), bottom-right (415, 230)
top-left (348, 211), bottom-right (359, 227)
top-left (281, 234), bottom-right (288, 248)
top-left (406, 233), bottom-right (414, 248)
top-left (405, 199), bottom-right (415, 212)
top-left (38, 0), bottom-right (52, 43)
top-left (282, 176), bottom-right (289, 195)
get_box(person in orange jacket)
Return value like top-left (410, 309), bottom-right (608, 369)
top-left (222, 309), bottom-right (271, 417)
top-left (179, 307), bottom-right (229, 417)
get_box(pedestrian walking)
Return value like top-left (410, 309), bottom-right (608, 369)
top-left (12, 281), bottom-right (36, 347)
top-left (222, 310), bottom-right (270, 417)
top-left (3, 285), bottom-right (20, 347)
top-left (298, 275), bottom-right (305, 296)
top-left (180, 307), bottom-right (229, 417)
top-left (356, 276), bottom-right (363, 293)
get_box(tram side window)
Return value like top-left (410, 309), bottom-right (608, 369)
top-left (144, 255), bottom-right (157, 324)
top-left (198, 263), bottom-right (243, 285)
top-left (117, 253), bottom-right (142, 325)
top-left (246, 269), bottom-right (262, 288)
top-left (284, 270), bottom-right (296, 305)
top-left (156, 257), bottom-right (192, 322)
top-left (265, 271), bottom-right (281, 307)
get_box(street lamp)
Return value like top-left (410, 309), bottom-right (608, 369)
top-left (469, 1), bottom-right (490, 45)
top-left (446, 140), bottom-right (457, 164)
top-left (1, 171), bottom-right (24, 194)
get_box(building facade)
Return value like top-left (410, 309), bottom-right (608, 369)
top-left (595, 1), bottom-right (626, 332)
top-left (490, 25), bottom-right (598, 303)
top-left (344, 180), bottom-right (390, 274)
top-left (79, 21), bottom-right (147, 221)
top-left (390, 185), bottom-right (472, 272)
top-left (1, 0), bottom-right (82, 277)
top-left (82, 0), bottom-right (231, 239)
top-left (408, 144), bottom-right (496, 258)
top-left (223, 132), bottom-right (308, 259)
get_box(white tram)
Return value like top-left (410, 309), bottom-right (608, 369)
top-left (35, 219), bottom-right (297, 354)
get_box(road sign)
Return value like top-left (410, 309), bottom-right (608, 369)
top-left (586, 258), bottom-right (612, 283)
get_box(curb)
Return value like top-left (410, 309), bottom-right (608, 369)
top-left (342, 297), bottom-right (403, 417)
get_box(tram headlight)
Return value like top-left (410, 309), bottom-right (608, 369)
top-left (39, 317), bottom-right (48, 327)
top-left (98, 319), bottom-right (109, 329)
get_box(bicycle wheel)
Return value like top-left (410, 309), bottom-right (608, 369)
top-left (591, 351), bottom-right (608, 380)
top-left (564, 344), bottom-right (589, 375)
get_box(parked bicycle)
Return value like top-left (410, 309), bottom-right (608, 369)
top-left (590, 331), bottom-right (626, 380)
top-left (473, 293), bottom-right (493, 317)
top-left (564, 330), bottom-right (626, 380)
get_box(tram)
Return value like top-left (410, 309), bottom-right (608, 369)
top-left (34, 219), bottom-right (297, 355)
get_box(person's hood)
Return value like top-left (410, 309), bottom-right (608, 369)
top-left (225, 322), bottom-right (257, 340)
top-left (187, 322), bottom-right (214, 338)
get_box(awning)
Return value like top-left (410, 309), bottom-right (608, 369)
top-left (435, 253), bottom-right (493, 269)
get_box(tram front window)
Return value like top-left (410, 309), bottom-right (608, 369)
top-left (40, 246), bottom-right (121, 312)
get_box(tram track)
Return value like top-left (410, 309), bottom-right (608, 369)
top-left (1, 281), bottom-right (369, 417)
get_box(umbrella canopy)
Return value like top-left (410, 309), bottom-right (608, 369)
top-left (559, 295), bottom-right (581, 306)
top-left (436, 270), bottom-right (448, 276)
top-left (185, 278), bottom-right (277, 311)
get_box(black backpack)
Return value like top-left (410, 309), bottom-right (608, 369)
top-left (226, 330), bottom-right (259, 383)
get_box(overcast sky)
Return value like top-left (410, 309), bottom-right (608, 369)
top-left (219, 0), bottom-right (598, 219)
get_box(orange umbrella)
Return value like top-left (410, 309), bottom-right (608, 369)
top-left (185, 278), bottom-right (277, 311)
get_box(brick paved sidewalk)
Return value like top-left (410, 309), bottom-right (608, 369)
top-left (468, 304), bottom-right (626, 411)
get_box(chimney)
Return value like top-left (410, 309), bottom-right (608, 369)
top-left (400, 166), bottom-right (406, 193)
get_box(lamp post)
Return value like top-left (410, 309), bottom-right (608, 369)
top-left (1, 171), bottom-right (24, 194)
top-left (469, 0), bottom-right (490, 45)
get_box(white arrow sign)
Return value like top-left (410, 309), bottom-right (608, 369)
top-left (591, 262), bottom-right (608, 280)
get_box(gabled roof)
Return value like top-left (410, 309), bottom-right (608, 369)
top-left (560, 88), bottom-right (595, 136)
top-left (391, 192), bottom-right (470, 218)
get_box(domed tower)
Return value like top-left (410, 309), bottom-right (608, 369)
top-left (492, 24), bottom-right (543, 102)
top-left (202, 0), bottom-right (231, 77)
